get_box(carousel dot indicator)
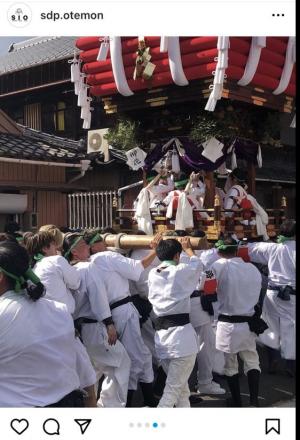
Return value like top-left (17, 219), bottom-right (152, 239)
top-left (153, 422), bottom-right (159, 428)
top-left (145, 423), bottom-right (150, 428)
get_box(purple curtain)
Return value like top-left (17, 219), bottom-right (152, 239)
top-left (143, 137), bottom-right (259, 172)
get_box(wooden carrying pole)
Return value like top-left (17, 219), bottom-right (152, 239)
top-left (101, 234), bottom-right (209, 250)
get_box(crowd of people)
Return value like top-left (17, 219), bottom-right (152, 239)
top-left (0, 213), bottom-right (295, 408)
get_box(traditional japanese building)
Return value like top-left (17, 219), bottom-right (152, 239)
top-left (0, 36), bottom-right (296, 233)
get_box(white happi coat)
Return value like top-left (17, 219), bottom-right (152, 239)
top-left (179, 252), bottom-right (210, 328)
top-left (90, 251), bottom-right (153, 389)
top-left (129, 249), bottom-right (160, 300)
top-left (129, 249), bottom-right (160, 362)
top-left (247, 240), bottom-right (296, 359)
top-left (187, 181), bottom-right (206, 209)
top-left (148, 256), bottom-right (202, 360)
top-left (73, 260), bottom-right (131, 406)
top-left (148, 177), bottom-right (174, 208)
top-left (33, 257), bottom-right (96, 390)
top-left (33, 255), bottom-right (79, 314)
top-left (0, 291), bottom-right (90, 407)
top-left (212, 257), bottom-right (262, 353)
top-left (73, 261), bottom-right (123, 367)
top-left (223, 184), bottom-right (248, 216)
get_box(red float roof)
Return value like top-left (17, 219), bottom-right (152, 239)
top-left (75, 36), bottom-right (295, 100)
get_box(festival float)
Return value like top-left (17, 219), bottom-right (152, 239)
top-left (69, 36), bottom-right (295, 241)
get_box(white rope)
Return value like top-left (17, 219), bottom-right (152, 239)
top-left (238, 37), bottom-right (266, 86)
top-left (167, 37), bottom-right (189, 86)
top-left (110, 36), bottom-right (134, 96)
top-left (160, 36), bottom-right (168, 52)
top-left (205, 36), bottom-right (230, 111)
top-left (273, 37), bottom-right (295, 95)
top-left (97, 36), bottom-right (110, 61)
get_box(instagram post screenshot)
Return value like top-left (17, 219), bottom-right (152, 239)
top-left (0, 1), bottom-right (296, 439)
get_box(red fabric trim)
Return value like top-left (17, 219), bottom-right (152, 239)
top-left (237, 246), bottom-right (250, 262)
top-left (203, 279), bottom-right (217, 294)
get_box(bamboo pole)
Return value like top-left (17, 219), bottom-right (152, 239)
top-left (101, 233), bottom-right (209, 250)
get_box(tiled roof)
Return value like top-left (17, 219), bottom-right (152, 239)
top-left (0, 126), bottom-right (85, 163)
top-left (0, 37), bottom-right (79, 75)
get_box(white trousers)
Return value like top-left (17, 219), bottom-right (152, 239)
top-left (224, 349), bottom-right (260, 376)
top-left (141, 316), bottom-right (159, 366)
top-left (259, 290), bottom-right (295, 360)
top-left (194, 324), bottom-right (214, 385)
top-left (81, 323), bottom-right (131, 407)
top-left (113, 304), bottom-right (154, 389)
top-left (158, 354), bottom-right (196, 408)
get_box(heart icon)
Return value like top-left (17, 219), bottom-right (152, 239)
top-left (10, 419), bottom-right (29, 435)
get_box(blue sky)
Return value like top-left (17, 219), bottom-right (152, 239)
top-left (0, 37), bottom-right (34, 55)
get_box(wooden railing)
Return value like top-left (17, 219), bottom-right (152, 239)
top-left (112, 195), bottom-right (287, 240)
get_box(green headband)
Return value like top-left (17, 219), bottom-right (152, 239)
top-left (0, 266), bottom-right (41, 293)
top-left (16, 236), bottom-right (24, 243)
top-left (64, 235), bottom-right (84, 259)
top-left (277, 235), bottom-right (294, 244)
top-left (34, 253), bottom-right (44, 262)
top-left (215, 239), bottom-right (238, 251)
top-left (88, 232), bottom-right (103, 246)
top-left (175, 178), bottom-right (188, 188)
top-left (146, 175), bottom-right (167, 182)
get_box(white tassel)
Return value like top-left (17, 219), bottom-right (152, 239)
top-left (273, 37), bottom-right (295, 95)
top-left (231, 149), bottom-right (237, 170)
top-left (167, 37), bottom-right (189, 86)
top-left (217, 36), bottom-right (229, 51)
top-left (238, 36), bottom-right (266, 86)
top-left (110, 36), bottom-right (134, 96)
top-left (97, 37), bottom-right (110, 61)
top-left (174, 138), bottom-right (185, 156)
top-left (160, 36), bottom-right (168, 52)
top-left (71, 62), bottom-right (80, 83)
top-left (77, 85), bottom-right (88, 107)
top-left (83, 112), bottom-right (91, 130)
top-left (171, 149), bottom-right (181, 173)
top-left (80, 101), bottom-right (91, 120)
top-left (75, 73), bottom-right (86, 96)
top-left (205, 36), bottom-right (230, 112)
top-left (74, 81), bottom-right (80, 96)
top-left (290, 114), bottom-right (296, 128)
top-left (257, 144), bottom-right (262, 168)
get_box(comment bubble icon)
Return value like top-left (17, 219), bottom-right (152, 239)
top-left (43, 419), bottom-right (60, 436)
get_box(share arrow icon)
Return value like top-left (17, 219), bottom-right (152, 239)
top-left (74, 419), bottom-right (92, 435)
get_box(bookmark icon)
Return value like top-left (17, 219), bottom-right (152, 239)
top-left (74, 419), bottom-right (92, 435)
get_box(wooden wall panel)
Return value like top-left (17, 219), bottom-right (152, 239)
top-left (0, 163), bottom-right (65, 183)
top-left (37, 191), bottom-right (67, 228)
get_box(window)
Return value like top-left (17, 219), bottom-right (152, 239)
top-left (42, 101), bottom-right (69, 133)
top-left (56, 101), bottom-right (66, 131)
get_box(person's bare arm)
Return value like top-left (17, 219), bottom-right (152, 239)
top-left (141, 233), bottom-right (163, 268)
top-left (145, 172), bottom-right (161, 190)
top-left (180, 236), bottom-right (195, 257)
top-left (184, 172), bottom-right (194, 193)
